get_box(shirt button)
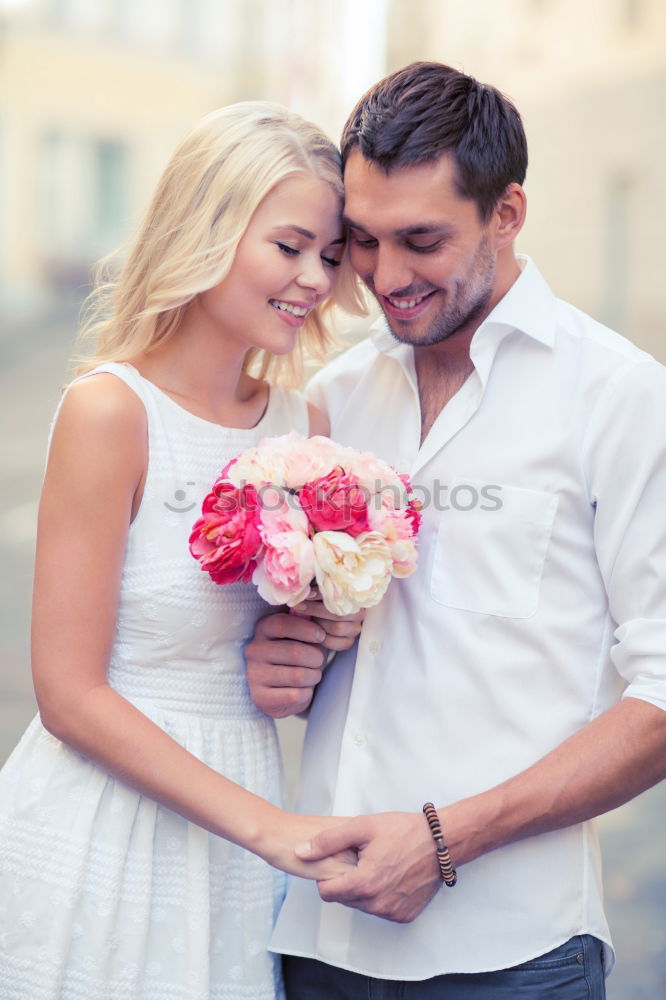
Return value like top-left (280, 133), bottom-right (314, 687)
top-left (352, 733), bottom-right (365, 747)
top-left (368, 640), bottom-right (381, 654)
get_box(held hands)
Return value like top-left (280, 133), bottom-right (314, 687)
top-left (294, 811), bottom-right (443, 923)
top-left (246, 594), bottom-right (364, 718)
top-left (262, 811), bottom-right (358, 882)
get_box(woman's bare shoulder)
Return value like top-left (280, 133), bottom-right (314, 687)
top-left (59, 371), bottom-right (145, 428)
top-left (48, 372), bottom-right (147, 482)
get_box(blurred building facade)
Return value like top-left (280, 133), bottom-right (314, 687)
top-left (386, 0), bottom-right (666, 360)
top-left (0, 0), bottom-right (386, 320)
top-left (1, 0), bottom-right (664, 361)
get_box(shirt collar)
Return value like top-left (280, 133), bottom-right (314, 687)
top-left (477, 254), bottom-right (557, 348)
top-left (368, 255), bottom-right (558, 357)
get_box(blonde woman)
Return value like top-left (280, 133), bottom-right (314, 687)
top-left (0, 103), bottom-right (365, 999)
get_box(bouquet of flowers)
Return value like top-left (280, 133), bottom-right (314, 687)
top-left (189, 432), bottom-right (421, 615)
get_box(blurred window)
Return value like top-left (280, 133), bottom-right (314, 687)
top-left (47, 0), bottom-right (109, 33)
top-left (621, 0), bottom-right (643, 29)
top-left (602, 171), bottom-right (633, 335)
top-left (123, 0), bottom-right (182, 49)
top-left (44, 0), bottom-right (186, 47)
top-left (180, 0), bottom-right (236, 64)
top-left (38, 130), bottom-right (129, 271)
top-left (93, 140), bottom-right (129, 249)
top-left (0, 122), bottom-right (5, 261)
top-left (39, 131), bottom-right (82, 259)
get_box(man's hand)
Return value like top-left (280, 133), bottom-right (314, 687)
top-left (246, 597), bottom-right (364, 718)
top-left (291, 596), bottom-right (364, 652)
top-left (246, 612), bottom-right (327, 718)
top-left (294, 812), bottom-right (442, 923)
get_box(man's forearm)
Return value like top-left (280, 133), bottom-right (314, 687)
top-left (298, 697), bottom-right (666, 923)
top-left (444, 696), bottom-right (666, 867)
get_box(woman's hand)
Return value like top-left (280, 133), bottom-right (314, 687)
top-left (257, 810), bottom-right (358, 881)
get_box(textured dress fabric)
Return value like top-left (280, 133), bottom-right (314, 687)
top-left (0, 363), bottom-right (309, 1000)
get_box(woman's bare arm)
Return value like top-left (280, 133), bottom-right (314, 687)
top-left (31, 374), bottom-right (353, 879)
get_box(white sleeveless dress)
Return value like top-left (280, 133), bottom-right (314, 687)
top-left (0, 363), bottom-right (309, 1000)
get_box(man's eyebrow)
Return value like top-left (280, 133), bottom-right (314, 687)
top-left (342, 216), bottom-right (366, 231)
top-left (395, 223), bottom-right (455, 238)
top-left (343, 218), bottom-right (455, 238)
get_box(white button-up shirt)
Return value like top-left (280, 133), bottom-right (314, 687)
top-left (270, 257), bottom-right (666, 979)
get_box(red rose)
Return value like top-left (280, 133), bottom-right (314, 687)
top-left (397, 471), bottom-right (422, 534)
top-left (189, 482), bottom-right (262, 584)
top-left (298, 468), bottom-right (370, 536)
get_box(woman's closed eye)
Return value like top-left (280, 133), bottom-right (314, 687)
top-left (276, 241), bottom-right (341, 268)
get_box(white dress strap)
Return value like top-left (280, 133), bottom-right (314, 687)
top-left (45, 362), bottom-right (150, 459)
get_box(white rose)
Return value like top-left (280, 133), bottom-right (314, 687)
top-left (228, 441), bottom-right (288, 488)
top-left (313, 530), bottom-right (393, 615)
top-left (387, 537), bottom-right (418, 578)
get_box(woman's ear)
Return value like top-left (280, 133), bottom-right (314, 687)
top-left (492, 183), bottom-right (527, 249)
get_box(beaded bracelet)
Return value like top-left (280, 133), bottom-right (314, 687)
top-left (422, 802), bottom-right (457, 887)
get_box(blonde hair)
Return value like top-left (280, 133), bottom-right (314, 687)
top-left (74, 102), bottom-right (366, 383)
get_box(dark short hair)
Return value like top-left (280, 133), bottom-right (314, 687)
top-left (341, 62), bottom-right (527, 221)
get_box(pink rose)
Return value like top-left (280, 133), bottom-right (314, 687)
top-left (299, 468), bottom-right (370, 536)
top-left (367, 500), bottom-right (419, 578)
top-left (219, 456), bottom-right (238, 480)
top-left (282, 434), bottom-right (340, 489)
top-left (253, 489), bottom-right (315, 606)
top-left (189, 482), bottom-right (262, 584)
top-left (227, 432), bottom-right (341, 491)
top-left (367, 499), bottom-right (415, 541)
top-left (340, 447), bottom-right (405, 496)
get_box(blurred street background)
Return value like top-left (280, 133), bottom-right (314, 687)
top-left (1, 1), bottom-right (664, 996)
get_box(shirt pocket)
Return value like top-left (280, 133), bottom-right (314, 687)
top-left (430, 480), bottom-right (559, 618)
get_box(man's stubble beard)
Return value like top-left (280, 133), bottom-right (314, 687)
top-left (377, 234), bottom-right (497, 348)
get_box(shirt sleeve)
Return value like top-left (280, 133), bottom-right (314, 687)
top-left (583, 359), bottom-right (666, 711)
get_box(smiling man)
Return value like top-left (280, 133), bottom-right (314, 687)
top-left (345, 156), bottom-right (498, 339)
top-left (247, 62), bottom-right (666, 999)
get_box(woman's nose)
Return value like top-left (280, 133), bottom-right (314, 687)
top-left (297, 255), bottom-right (333, 298)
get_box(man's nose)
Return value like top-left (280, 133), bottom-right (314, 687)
top-left (371, 246), bottom-right (413, 298)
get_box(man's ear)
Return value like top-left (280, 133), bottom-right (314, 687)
top-left (492, 183), bottom-right (526, 249)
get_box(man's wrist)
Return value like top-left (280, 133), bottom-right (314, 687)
top-left (435, 789), bottom-right (504, 869)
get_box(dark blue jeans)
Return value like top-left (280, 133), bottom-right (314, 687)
top-left (283, 935), bottom-right (606, 999)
